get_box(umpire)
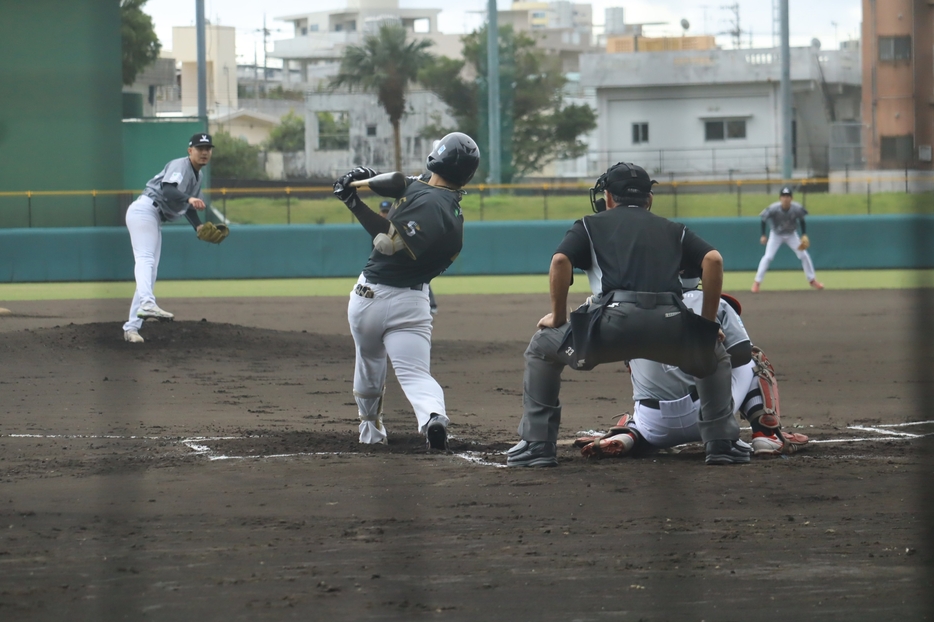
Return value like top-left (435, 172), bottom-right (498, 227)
top-left (507, 162), bottom-right (750, 467)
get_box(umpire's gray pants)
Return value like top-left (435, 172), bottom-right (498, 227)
top-left (517, 324), bottom-right (738, 444)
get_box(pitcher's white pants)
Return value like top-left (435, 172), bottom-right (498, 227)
top-left (347, 275), bottom-right (448, 442)
top-left (123, 196), bottom-right (163, 333)
top-left (754, 231), bottom-right (816, 283)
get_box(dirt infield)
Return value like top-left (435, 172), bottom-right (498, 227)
top-left (1, 290), bottom-right (932, 621)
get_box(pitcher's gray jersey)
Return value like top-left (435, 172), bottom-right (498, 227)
top-left (629, 291), bottom-right (749, 401)
top-left (760, 201), bottom-right (807, 235)
top-left (142, 157), bottom-right (203, 222)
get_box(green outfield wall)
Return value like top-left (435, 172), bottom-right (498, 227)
top-left (0, 216), bottom-right (932, 283)
top-left (0, 0), bottom-right (123, 226)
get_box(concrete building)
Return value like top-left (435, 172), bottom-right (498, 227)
top-left (861, 0), bottom-right (933, 170)
top-left (123, 57), bottom-right (177, 117)
top-left (172, 25), bottom-right (238, 117)
top-left (269, 0), bottom-right (463, 90)
top-left (304, 90), bottom-right (455, 178)
top-left (579, 46), bottom-right (861, 178)
top-left (499, 1), bottom-right (600, 73)
top-left (210, 110), bottom-right (281, 146)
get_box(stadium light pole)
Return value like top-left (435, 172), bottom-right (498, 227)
top-left (780, 0), bottom-right (792, 180)
top-left (196, 0), bottom-right (208, 124)
top-left (486, 0), bottom-right (502, 185)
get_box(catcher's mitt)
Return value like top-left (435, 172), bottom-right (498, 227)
top-left (197, 222), bottom-right (229, 244)
top-left (797, 234), bottom-right (810, 251)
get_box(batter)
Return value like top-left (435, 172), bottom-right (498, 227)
top-left (332, 132), bottom-right (480, 449)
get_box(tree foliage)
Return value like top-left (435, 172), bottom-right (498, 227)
top-left (210, 131), bottom-right (266, 179)
top-left (265, 111), bottom-right (305, 152)
top-left (419, 26), bottom-right (596, 181)
top-left (121, 0), bottom-right (161, 86)
top-left (330, 24), bottom-right (434, 170)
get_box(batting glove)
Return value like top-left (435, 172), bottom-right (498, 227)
top-left (349, 166), bottom-right (378, 181)
top-left (333, 172), bottom-right (357, 202)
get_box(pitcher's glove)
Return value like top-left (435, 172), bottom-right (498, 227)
top-left (797, 234), bottom-right (810, 251)
top-left (333, 167), bottom-right (379, 202)
top-left (197, 222), bottom-right (229, 244)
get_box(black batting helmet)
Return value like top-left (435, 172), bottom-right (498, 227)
top-left (589, 162), bottom-right (657, 213)
top-left (426, 132), bottom-right (480, 187)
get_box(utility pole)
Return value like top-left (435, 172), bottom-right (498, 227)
top-left (720, 3), bottom-right (742, 49)
top-left (196, 0), bottom-right (207, 123)
top-left (780, 0), bottom-right (793, 179)
top-left (486, 0), bottom-right (501, 185)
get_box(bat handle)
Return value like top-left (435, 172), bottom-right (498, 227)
top-left (349, 180), bottom-right (368, 188)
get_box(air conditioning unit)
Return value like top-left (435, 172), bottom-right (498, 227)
top-left (920, 145), bottom-right (933, 162)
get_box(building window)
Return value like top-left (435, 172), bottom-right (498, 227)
top-left (880, 135), bottom-right (914, 162)
top-left (632, 122), bottom-right (648, 144)
top-left (309, 24), bottom-right (319, 32)
top-left (366, 124), bottom-right (377, 137)
top-left (879, 36), bottom-right (911, 62)
top-left (300, 27), bottom-right (307, 35)
top-left (705, 119), bottom-right (747, 141)
top-left (317, 111), bottom-right (350, 150)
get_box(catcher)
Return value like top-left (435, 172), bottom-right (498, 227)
top-left (576, 270), bottom-right (808, 458)
top-left (122, 133), bottom-right (229, 344)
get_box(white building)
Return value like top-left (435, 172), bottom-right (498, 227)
top-left (270, 0), bottom-right (463, 90)
top-left (305, 90), bottom-right (455, 178)
top-left (172, 25), bottom-right (238, 117)
top-left (499, 1), bottom-right (600, 73)
top-left (579, 46), bottom-right (861, 178)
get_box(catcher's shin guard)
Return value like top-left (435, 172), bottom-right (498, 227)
top-left (746, 346), bottom-right (780, 429)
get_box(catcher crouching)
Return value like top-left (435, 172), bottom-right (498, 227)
top-left (576, 277), bottom-right (809, 459)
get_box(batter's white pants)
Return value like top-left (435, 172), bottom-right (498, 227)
top-left (347, 275), bottom-right (449, 442)
top-left (629, 362), bottom-right (759, 449)
top-left (754, 231), bottom-right (816, 283)
top-left (123, 196), bottom-right (163, 333)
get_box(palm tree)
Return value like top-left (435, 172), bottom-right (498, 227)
top-left (330, 23), bottom-right (434, 172)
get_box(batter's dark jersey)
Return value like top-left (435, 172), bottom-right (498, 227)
top-left (555, 206), bottom-right (715, 297)
top-left (362, 181), bottom-right (464, 287)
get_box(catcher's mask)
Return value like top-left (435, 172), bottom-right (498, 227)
top-left (589, 162), bottom-right (657, 213)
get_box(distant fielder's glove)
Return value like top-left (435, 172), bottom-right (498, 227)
top-left (797, 234), bottom-right (810, 251)
top-left (197, 222), bottom-right (229, 244)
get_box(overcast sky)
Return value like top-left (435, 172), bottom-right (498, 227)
top-left (144, 0), bottom-right (862, 66)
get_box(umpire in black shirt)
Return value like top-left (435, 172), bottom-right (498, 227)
top-left (507, 162), bottom-right (751, 467)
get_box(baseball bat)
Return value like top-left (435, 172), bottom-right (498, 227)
top-left (350, 171), bottom-right (406, 199)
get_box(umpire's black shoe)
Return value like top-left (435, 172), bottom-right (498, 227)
top-left (506, 440), bottom-right (558, 467)
top-left (426, 414), bottom-right (448, 450)
top-left (705, 439), bottom-right (752, 465)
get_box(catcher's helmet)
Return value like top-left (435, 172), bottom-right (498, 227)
top-left (589, 162), bottom-right (657, 213)
top-left (426, 132), bottom-right (480, 187)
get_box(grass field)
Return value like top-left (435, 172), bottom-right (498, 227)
top-left (214, 191), bottom-right (930, 225)
top-left (1, 270), bottom-right (933, 302)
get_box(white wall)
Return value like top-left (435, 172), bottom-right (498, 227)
top-left (599, 84), bottom-right (779, 175)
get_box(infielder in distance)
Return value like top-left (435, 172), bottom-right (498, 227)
top-left (122, 133), bottom-right (229, 343)
top-left (333, 132), bottom-right (480, 450)
top-left (577, 270), bottom-right (809, 458)
top-left (751, 186), bottom-right (823, 293)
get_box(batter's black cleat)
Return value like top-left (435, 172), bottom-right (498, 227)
top-left (426, 414), bottom-right (448, 450)
top-left (705, 439), bottom-right (752, 465)
top-left (506, 440), bottom-right (558, 467)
